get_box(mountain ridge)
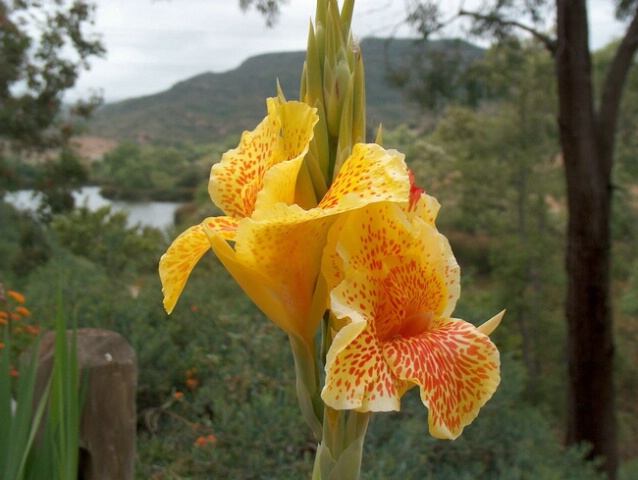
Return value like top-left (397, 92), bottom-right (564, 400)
top-left (87, 38), bottom-right (483, 145)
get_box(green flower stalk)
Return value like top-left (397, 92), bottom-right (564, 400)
top-left (300, 0), bottom-right (366, 196)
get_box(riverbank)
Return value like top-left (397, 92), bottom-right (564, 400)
top-left (4, 186), bottom-right (184, 230)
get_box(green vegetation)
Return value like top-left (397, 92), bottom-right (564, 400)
top-left (0, 37), bottom-right (636, 478)
top-left (0, 0), bottom-right (103, 222)
top-left (92, 142), bottom-right (217, 202)
top-left (0, 287), bottom-right (83, 480)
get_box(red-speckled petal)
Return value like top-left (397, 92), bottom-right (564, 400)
top-left (159, 222), bottom-right (212, 313)
top-left (203, 216), bottom-right (240, 241)
top-left (223, 145), bottom-right (411, 339)
top-left (408, 191), bottom-right (440, 226)
top-left (435, 231), bottom-right (461, 318)
top-left (383, 318), bottom-right (501, 439)
top-left (322, 272), bottom-right (409, 411)
top-left (374, 259), bottom-right (449, 341)
top-left (209, 99), bottom-right (317, 218)
top-left (322, 203), bottom-right (454, 307)
top-left (318, 144), bottom-right (409, 212)
top-left (323, 322), bottom-right (406, 411)
top-left (322, 203), bottom-right (411, 293)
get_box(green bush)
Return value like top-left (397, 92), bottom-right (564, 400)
top-left (362, 360), bottom-right (603, 480)
top-left (0, 288), bottom-right (83, 480)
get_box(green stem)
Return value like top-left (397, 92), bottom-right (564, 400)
top-left (288, 333), bottom-right (324, 441)
top-left (312, 407), bottom-right (371, 480)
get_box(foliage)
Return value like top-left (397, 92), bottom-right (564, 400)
top-left (50, 205), bottom-right (165, 277)
top-left (1, 12), bottom-right (637, 473)
top-left (94, 142), bottom-right (211, 201)
top-left (0, 284), bottom-right (83, 480)
top-left (238, 0), bottom-right (287, 27)
top-left (0, 0), bottom-right (103, 218)
top-left (394, 41), bottom-right (567, 412)
top-left (403, 1), bottom-right (638, 476)
top-left (0, 202), bottom-right (50, 278)
top-left (384, 38), bottom-right (485, 117)
top-left (0, 0), bottom-right (104, 151)
top-left (363, 360), bottom-right (604, 480)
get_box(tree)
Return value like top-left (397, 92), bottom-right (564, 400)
top-left (0, 0), bottom-right (104, 210)
top-left (401, 1), bottom-right (638, 478)
top-left (418, 41), bottom-right (565, 400)
top-left (238, 0), bottom-right (288, 27)
top-left (0, 0), bottom-right (104, 150)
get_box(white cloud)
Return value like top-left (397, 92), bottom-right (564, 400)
top-left (68, 0), bottom-right (624, 103)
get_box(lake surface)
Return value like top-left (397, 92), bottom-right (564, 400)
top-left (5, 186), bottom-right (183, 230)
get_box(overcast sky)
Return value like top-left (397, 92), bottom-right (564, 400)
top-left (68, 0), bottom-right (624, 104)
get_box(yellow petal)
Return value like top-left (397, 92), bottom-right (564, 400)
top-left (213, 144), bottom-right (411, 342)
top-left (321, 199), bottom-right (498, 434)
top-left (322, 271), bottom-right (407, 411)
top-left (160, 217), bottom-right (239, 313)
top-left (322, 202), bottom-right (456, 315)
top-left (229, 213), bottom-right (334, 344)
top-left (209, 98), bottom-right (318, 219)
top-left (408, 190), bottom-right (440, 226)
top-left (323, 321), bottom-right (405, 412)
top-left (383, 318), bottom-right (501, 440)
top-left (318, 144), bottom-right (409, 212)
top-left (477, 310), bottom-right (505, 336)
top-left (203, 216), bottom-right (240, 241)
top-left (252, 155), bottom-right (305, 220)
top-left (159, 222), bottom-right (212, 313)
top-left (253, 101), bottom-right (320, 216)
top-left (432, 227), bottom-right (461, 318)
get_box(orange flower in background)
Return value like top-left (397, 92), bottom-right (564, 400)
top-left (14, 306), bottom-right (31, 317)
top-left (185, 378), bottom-right (199, 390)
top-left (194, 434), bottom-right (217, 447)
top-left (174, 391), bottom-right (184, 401)
top-left (185, 368), bottom-right (199, 390)
top-left (6, 290), bottom-right (25, 303)
top-left (24, 325), bottom-right (40, 335)
top-left (321, 202), bottom-right (503, 439)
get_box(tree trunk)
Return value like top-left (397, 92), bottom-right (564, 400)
top-left (556, 1), bottom-right (617, 477)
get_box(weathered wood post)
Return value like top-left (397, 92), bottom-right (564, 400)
top-left (35, 329), bottom-right (137, 480)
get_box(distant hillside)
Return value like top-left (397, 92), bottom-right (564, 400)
top-left (87, 38), bottom-right (483, 145)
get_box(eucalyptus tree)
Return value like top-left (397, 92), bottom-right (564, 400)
top-left (398, 1), bottom-right (638, 477)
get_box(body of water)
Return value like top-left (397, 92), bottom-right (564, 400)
top-left (5, 186), bottom-right (183, 230)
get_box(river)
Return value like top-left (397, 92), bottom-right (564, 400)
top-left (5, 186), bottom-right (183, 230)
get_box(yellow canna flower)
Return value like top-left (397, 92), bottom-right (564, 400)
top-left (159, 98), bottom-right (411, 346)
top-left (321, 202), bottom-right (502, 439)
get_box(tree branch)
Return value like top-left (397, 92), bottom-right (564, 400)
top-left (596, 5), bottom-right (638, 170)
top-left (459, 9), bottom-right (558, 54)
